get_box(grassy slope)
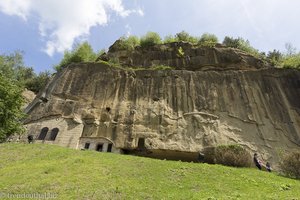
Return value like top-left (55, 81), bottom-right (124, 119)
top-left (0, 143), bottom-right (299, 200)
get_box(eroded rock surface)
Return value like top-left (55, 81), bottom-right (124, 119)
top-left (98, 41), bottom-right (270, 71)
top-left (24, 61), bottom-right (300, 164)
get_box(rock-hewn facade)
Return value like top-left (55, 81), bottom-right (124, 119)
top-left (24, 42), bottom-right (300, 165)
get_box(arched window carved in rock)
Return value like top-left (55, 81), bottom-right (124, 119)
top-left (49, 128), bottom-right (59, 141)
top-left (38, 127), bottom-right (48, 140)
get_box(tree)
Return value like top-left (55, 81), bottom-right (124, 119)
top-left (0, 51), bottom-right (27, 81)
top-left (0, 74), bottom-right (24, 142)
top-left (163, 34), bottom-right (177, 43)
top-left (175, 31), bottom-right (198, 44)
top-left (54, 41), bottom-right (97, 71)
top-left (140, 32), bottom-right (162, 47)
top-left (282, 53), bottom-right (300, 69)
top-left (222, 36), bottom-right (241, 48)
top-left (25, 71), bottom-right (51, 93)
top-left (285, 43), bottom-right (297, 56)
top-left (267, 49), bottom-right (283, 66)
top-left (0, 52), bottom-right (50, 93)
top-left (198, 33), bottom-right (219, 47)
top-left (222, 36), bottom-right (260, 57)
top-left (117, 35), bottom-right (140, 50)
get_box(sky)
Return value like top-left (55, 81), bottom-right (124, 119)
top-left (0, 0), bottom-right (300, 73)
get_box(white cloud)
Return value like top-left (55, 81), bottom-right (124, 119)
top-left (0, 0), bottom-right (31, 20)
top-left (0, 0), bottom-right (143, 56)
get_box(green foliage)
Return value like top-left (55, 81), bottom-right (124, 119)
top-left (0, 51), bottom-right (29, 81)
top-left (140, 32), bottom-right (162, 47)
top-left (280, 151), bottom-right (300, 179)
top-left (55, 41), bottom-right (97, 71)
top-left (203, 144), bottom-right (252, 167)
top-left (198, 33), bottom-right (219, 47)
top-left (163, 34), bottom-right (177, 43)
top-left (1, 143), bottom-right (300, 199)
top-left (0, 75), bottom-right (25, 141)
top-left (176, 47), bottom-right (185, 57)
top-left (267, 49), bottom-right (283, 66)
top-left (175, 31), bottom-right (198, 44)
top-left (0, 52), bottom-right (50, 93)
top-left (117, 35), bottom-right (140, 50)
top-left (282, 54), bottom-right (300, 69)
top-left (25, 71), bottom-right (51, 93)
top-left (222, 36), bottom-right (240, 48)
top-left (222, 36), bottom-right (260, 57)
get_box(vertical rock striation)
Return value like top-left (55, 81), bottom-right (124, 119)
top-left (24, 43), bottom-right (300, 164)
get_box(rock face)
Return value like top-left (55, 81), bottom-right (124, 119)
top-left (22, 89), bottom-right (36, 109)
top-left (24, 43), bottom-right (300, 165)
top-left (98, 41), bottom-right (269, 71)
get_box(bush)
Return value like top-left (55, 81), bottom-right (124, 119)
top-left (175, 31), bottom-right (198, 44)
top-left (282, 53), bottom-right (300, 69)
top-left (280, 151), bottom-right (300, 179)
top-left (117, 35), bottom-right (140, 50)
top-left (140, 32), bottom-right (162, 47)
top-left (222, 36), bottom-right (260, 57)
top-left (25, 71), bottom-right (51, 93)
top-left (202, 145), bottom-right (252, 167)
top-left (163, 34), bottom-right (177, 43)
top-left (198, 33), bottom-right (219, 47)
top-left (267, 49), bottom-right (283, 66)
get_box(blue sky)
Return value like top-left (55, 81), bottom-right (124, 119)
top-left (0, 0), bottom-right (300, 73)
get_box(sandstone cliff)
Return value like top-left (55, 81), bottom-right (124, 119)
top-left (24, 43), bottom-right (300, 165)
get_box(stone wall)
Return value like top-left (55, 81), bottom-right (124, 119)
top-left (25, 117), bottom-right (83, 149)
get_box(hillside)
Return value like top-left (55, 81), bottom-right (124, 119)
top-left (0, 143), bottom-right (299, 199)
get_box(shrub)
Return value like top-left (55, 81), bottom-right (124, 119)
top-left (140, 32), bottom-right (162, 47)
top-left (117, 35), bottom-right (140, 50)
top-left (280, 151), bottom-right (300, 179)
top-left (176, 47), bottom-right (185, 57)
top-left (222, 36), bottom-right (240, 48)
top-left (282, 53), bottom-right (300, 69)
top-left (267, 49), bottom-right (283, 66)
top-left (202, 145), bottom-right (252, 167)
top-left (222, 36), bottom-right (260, 57)
top-left (163, 34), bottom-right (177, 43)
top-left (175, 31), bottom-right (198, 44)
top-left (198, 33), bottom-right (219, 47)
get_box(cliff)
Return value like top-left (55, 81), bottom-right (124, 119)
top-left (24, 42), bottom-right (300, 164)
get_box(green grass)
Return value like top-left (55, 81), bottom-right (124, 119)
top-left (0, 143), bottom-right (299, 200)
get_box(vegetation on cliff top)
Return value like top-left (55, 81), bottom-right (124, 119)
top-left (54, 31), bottom-right (300, 71)
top-left (0, 143), bottom-right (299, 200)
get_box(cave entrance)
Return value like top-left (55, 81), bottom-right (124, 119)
top-left (138, 138), bottom-right (145, 150)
